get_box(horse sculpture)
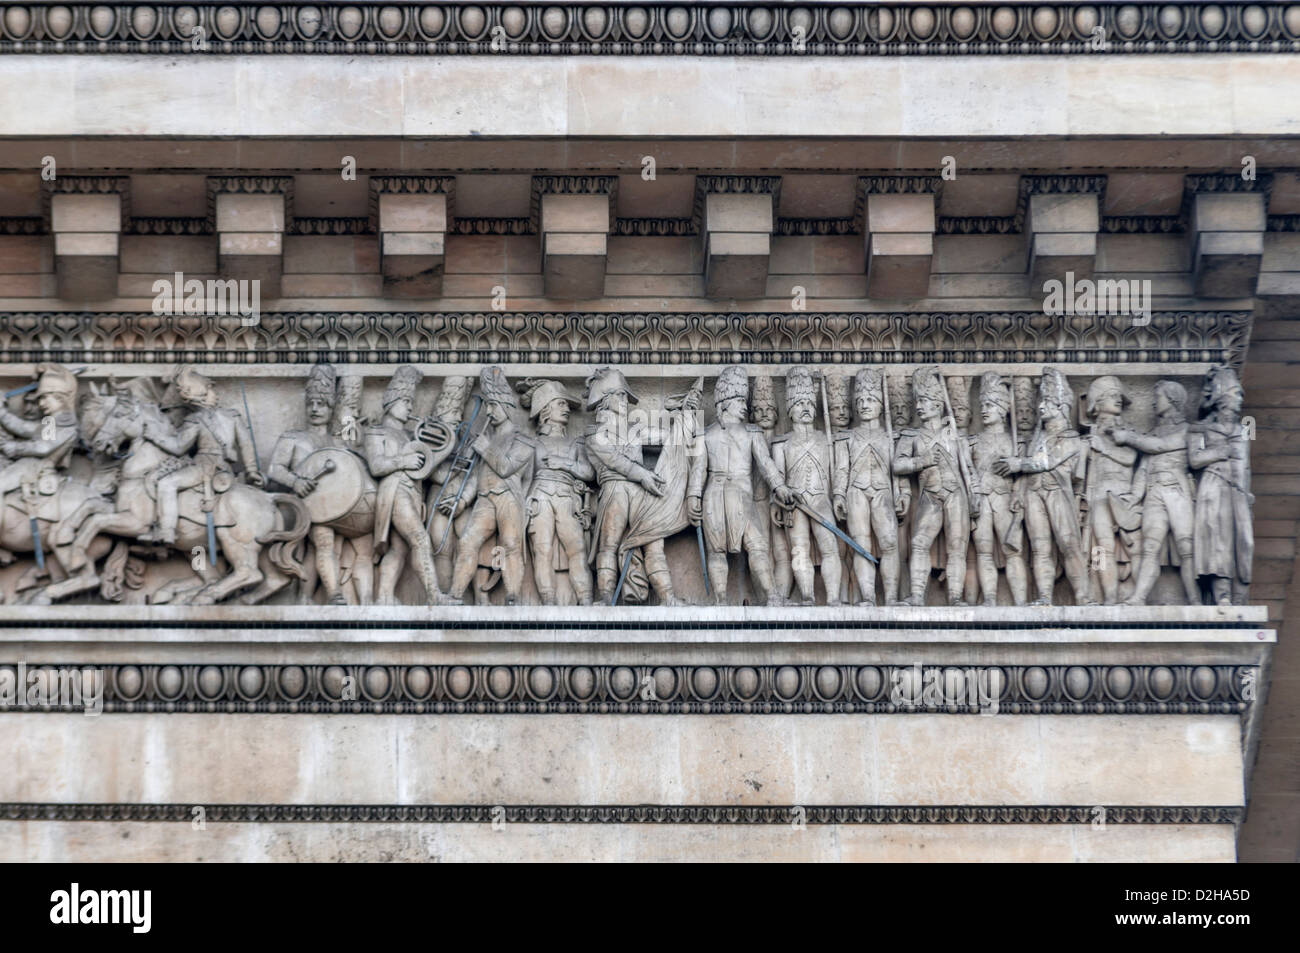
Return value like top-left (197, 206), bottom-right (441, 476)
top-left (58, 387), bottom-right (309, 605)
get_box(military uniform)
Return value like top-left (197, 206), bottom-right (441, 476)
top-left (835, 423), bottom-right (901, 604)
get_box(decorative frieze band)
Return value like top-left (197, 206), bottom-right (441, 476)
top-left (0, 663), bottom-right (1257, 715)
top-left (0, 803), bottom-right (1245, 825)
top-left (2, 4), bottom-right (1297, 56)
top-left (0, 310), bottom-right (1253, 366)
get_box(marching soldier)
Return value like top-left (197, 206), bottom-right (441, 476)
top-left (519, 377), bottom-right (595, 606)
top-left (967, 372), bottom-right (1028, 606)
top-left (446, 367), bottom-right (534, 606)
top-left (771, 366), bottom-right (842, 606)
top-left (365, 365), bottom-right (447, 605)
top-left (750, 375), bottom-right (793, 602)
top-left (139, 367), bottom-right (264, 546)
top-left (892, 366), bottom-right (975, 606)
top-left (1081, 376), bottom-right (1139, 605)
top-left (687, 366), bottom-right (794, 605)
top-left (992, 368), bottom-right (1094, 606)
top-left (834, 368), bottom-right (906, 607)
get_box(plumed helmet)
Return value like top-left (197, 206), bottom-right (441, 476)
top-left (713, 365), bottom-right (749, 407)
top-left (433, 376), bottom-right (473, 424)
top-left (1199, 364), bottom-right (1242, 418)
top-left (785, 366), bottom-right (818, 411)
top-left (516, 377), bottom-right (579, 419)
top-left (479, 366), bottom-right (517, 409)
top-left (174, 366), bottom-right (214, 404)
top-left (978, 372), bottom-right (1011, 414)
top-left (382, 365), bottom-right (421, 410)
top-left (34, 363), bottom-right (78, 399)
top-left (1085, 375), bottom-right (1129, 417)
top-left (1039, 367), bottom-right (1074, 417)
top-left (825, 372), bottom-right (850, 411)
top-left (584, 367), bottom-right (638, 411)
top-left (912, 366), bottom-right (947, 406)
top-left (304, 364), bottom-right (337, 405)
top-left (854, 368), bottom-right (884, 405)
top-left (750, 375), bottom-right (777, 414)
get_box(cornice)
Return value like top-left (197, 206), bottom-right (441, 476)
top-left (0, 310), bottom-right (1254, 367)
top-left (0, 662), bottom-right (1256, 715)
top-left (1, 4), bottom-right (1297, 56)
top-left (0, 804), bottom-right (1246, 824)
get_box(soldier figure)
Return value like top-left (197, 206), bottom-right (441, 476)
top-left (365, 365), bottom-right (447, 605)
top-left (266, 364), bottom-right (374, 605)
top-left (992, 368), bottom-right (1093, 606)
top-left (834, 368), bottom-right (906, 606)
top-left (519, 378), bottom-right (595, 606)
top-left (1082, 376), bottom-right (1138, 604)
top-left (0, 363), bottom-right (79, 504)
top-left (447, 367), bottom-right (533, 606)
top-left (1110, 380), bottom-right (1197, 605)
top-left (585, 368), bottom-right (686, 606)
top-left (687, 366), bottom-right (794, 605)
top-left (968, 373), bottom-right (1028, 606)
top-left (140, 367), bottom-right (265, 546)
top-left (893, 366), bottom-right (975, 606)
top-left (1187, 365), bottom-right (1254, 606)
top-left (750, 375), bottom-right (792, 601)
top-left (425, 376), bottom-right (473, 590)
top-left (771, 367), bottom-right (842, 606)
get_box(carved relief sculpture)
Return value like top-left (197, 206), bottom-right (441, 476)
top-left (771, 367), bottom-right (843, 607)
top-left (446, 368), bottom-right (533, 606)
top-left (893, 366), bottom-right (974, 606)
top-left (992, 368), bottom-right (1094, 606)
top-left (688, 366), bottom-right (793, 605)
top-left (267, 365), bottom-right (377, 605)
top-left (365, 365), bottom-right (449, 605)
top-left (518, 378), bottom-right (595, 606)
top-left (1081, 376), bottom-right (1139, 604)
top-left (750, 375), bottom-right (793, 602)
top-left (833, 369), bottom-right (906, 607)
top-left (1109, 380), bottom-right (1198, 606)
top-left (968, 372), bottom-right (1028, 607)
top-left (1188, 365), bottom-right (1254, 606)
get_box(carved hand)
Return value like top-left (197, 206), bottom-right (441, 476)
top-left (247, 470), bottom-right (266, 489)
top-left (292, 476), bottom-right (316, 497)
top-left (0, 441), bottom-right (16, 457)
top-left (687, 495), bottom-right (702, 525)
top-left (833, 495), bottom-right (847, 522)
top-left (991, 457), bottom-right (1019, 476)
top-left (641, 472), bottom-right (666, 497)
top-left (402, 450), bottom-right (425, 471)
top-left (895, 494), bottom-right (910, 520)
top-left (773, 484), bottom-right (795, 507)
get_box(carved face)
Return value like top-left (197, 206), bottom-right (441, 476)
top-left (305, 396), bottom-right (331, 426)
top-left (717, 396), bottom-right (746, 424)
top-left (791, 399), bottom-right (815, 425)
top-left (388, 397), bottom-right (412, 423)
top-left (602, 391), bottom-right (628, 417)
top-left (1038, 399), bottom-right (1064, 425)
top-left (855, 393), bottom-right (882, 423)
top-left (829, 400), bottom-right (851, 428)
top-left (487, 400), bottom-right (510, 425)
top-left (1155, 390), bottom-right (1172, 415)
top-left (916, 396), bottom-right (941, 422)
top-left (751, 405), bottom-right (777, 429)
top-left (1221, 384), bottom-right (1243, 416)
top-left (36, 391), bottom-right (65, 417)
top-left (543, 397), bottom-right (570, 427)
top-left (980, 399), bottom-right (1004, 427)
top-left (1093, 389), bottom-right (1123, 417)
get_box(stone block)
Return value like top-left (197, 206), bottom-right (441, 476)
top-left (378, 192), bottom-right (447, 233)
top-left (214, 192), bottom-right (285, 233)
top-left (543, 231), bottom-right (607, 298)
top-left (705, 231), bottom-right (770, 298)
top-left (49, 193), bottom-right (121, 232)
top-left (1192, 193), bottom-right (1267, 298)
top-left (704, 192), bottom-right (774, 234)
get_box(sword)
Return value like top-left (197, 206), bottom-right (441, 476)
top-left (240, 381), bottom-right (260, 470)
top-left (695, 523), bottom-right (710, 596)
top-left (30, 518), bottom-right (45, 570)
top-left (611, 548), bottom-right (634, 606)
top-left (205, 513), bottom-right (218, 566)
top-left (790, 496), bottom-right (877, 564)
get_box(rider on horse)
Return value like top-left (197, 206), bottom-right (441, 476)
top-left (0, 363), bottom-right (79, 512)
